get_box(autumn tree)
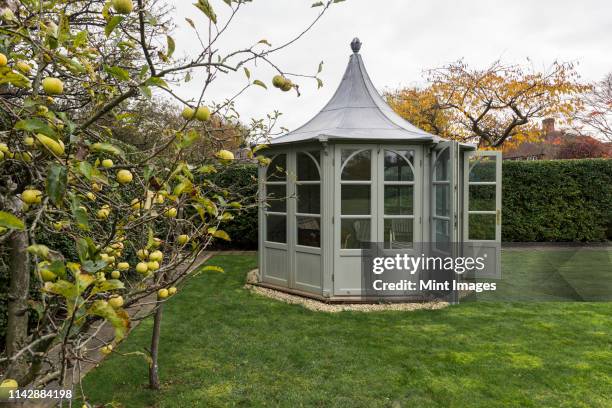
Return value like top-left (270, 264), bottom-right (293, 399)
top-left (389, 60), bottom-right (589, 148)
top-left (573, 72), bottom-right (612, 142)
top-left (0, 0), bottom-right (335, 401)
top-left (384, 86), bottom-right (454, 139)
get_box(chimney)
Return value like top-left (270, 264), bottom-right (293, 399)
top-left (542, 118), bottom-right (555, 136)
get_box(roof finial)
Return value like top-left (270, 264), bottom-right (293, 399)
top-left (350, 37), bottom-right (361, 54)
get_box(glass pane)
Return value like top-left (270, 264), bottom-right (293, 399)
top-left (267, 154), bottom-right (286, 181)
top-left (341, 150), bottom-right (371, 180)
top-left (434, 184), bottom-right (449, 217)
top-left (434, 148), bottom-right (450, 181)
top-left (340, 219), bottom-right (370, 249)
top-left (297, 152), bottom-right (320, 181)
top-left (297, 184), bottom-right (320, 214)
top-left (469, 184), bottom-right (496, 211)
top-left (341, 185), bottom-right (370, 215)
top-left (384, 150), bottom-right (414, 181)
top-left (266, 214), bottom-right (286, 243)
top-left (434, 219), bottom-right (450, 252)
top-left (384, 219), bottom-right (413, 249)
top-left (469, 156), bottom-right (496, 182)
top-left (384, 185), bottom-right (413, 215)
top-left (297, 216), bottom-right (320, 247)
top-left (266, 184), bottom-right (286, 212)
top-left (468, 214), bottom-right (496, 240)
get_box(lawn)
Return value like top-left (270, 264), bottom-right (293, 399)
top-left (81, 251), bottom-right (612, 407)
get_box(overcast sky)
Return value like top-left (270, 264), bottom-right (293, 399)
top-left (168, 0), bottom-right (612, 132)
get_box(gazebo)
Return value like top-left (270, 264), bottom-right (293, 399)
top-left (257, 38), bottom-right (501, 301)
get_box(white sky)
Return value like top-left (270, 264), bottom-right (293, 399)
top-left (168, 0), bottom-right (612, 132)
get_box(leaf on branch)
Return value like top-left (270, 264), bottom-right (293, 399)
top-left (253, 80), bottom-right (267, 89)
top-left (311, 1), bottom-right (324, 7)
top-left (89, 300), bottom-right (130, 342)
top-left (73, 30), bottom-right (88, 48)
top-left (14, 118), bottom-right (57, 138)
top-left (167, 35), bottom-right (176, 58)
top-left (194, 0), bottom-right (217, 24)
top-left (258, 39), bottom-right (272, 47)
top-left (243, 67), bottom-right (250, 79)
top-left (104, 65), bottom-right (130, 82)
top-left (47, 164), bottom-right (68, 207)
top-left (208, 227), bottom-right (231, 241)
top-left (317, 61), bottom-right (324, 74)
top-left (90, 142), bottom-right (125, 158)
top-left (90, 279), bottom-right (125, 296)
top-left (144, 76), bottom-right (169, 89)
top-left (28, 244), bottom-right (50, 259)
top-left (105, 16), bottom-right (125, 37)
top-left (316, 77), bottom-right (324, 89)
top-left (185, 18), bottom-right (196, 28)
top-left (0, 211), bottom-right (24, 230)
top-left (139, 85), bottom-right (152, 99)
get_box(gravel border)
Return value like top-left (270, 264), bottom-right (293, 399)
top-left (244, 283), bottom-right (449, 313)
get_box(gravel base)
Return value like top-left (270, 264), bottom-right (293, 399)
top-left (244, 283), bottom-right (449, 313)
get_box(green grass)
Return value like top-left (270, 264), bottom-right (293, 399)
top-left (81, 252), bottom-right (612, 407)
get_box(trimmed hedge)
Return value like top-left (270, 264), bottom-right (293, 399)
top-left (502, 159), bottom-right (611, 242)
top-left (218, 159), bottom-right (612, 244)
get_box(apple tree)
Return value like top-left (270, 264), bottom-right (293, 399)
top-left (0, 0), bottom-right (335, 399)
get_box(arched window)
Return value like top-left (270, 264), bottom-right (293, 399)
top-left (265, 154), bottom-right (286, 243)
top-left (296, 152), bottom-right (321, 247)
top-left (340, 149), bottom-right (371, 249)
top-left (383, 150), bottom-right (415, 249)
top-left (432, 147), bottom-right (450, 250)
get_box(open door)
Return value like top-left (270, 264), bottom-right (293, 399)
top-left (462, 150), bottom-right (502, 278)
top-left (431, 141), bottom-right (459, 256)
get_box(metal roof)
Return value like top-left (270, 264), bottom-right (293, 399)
top-left (270, 38), bottom-right (440, 145)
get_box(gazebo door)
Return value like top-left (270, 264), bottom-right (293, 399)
top-left (462, 151), bottom-right (502, 278)
top-left (334, 145), bottom-right (422, 296)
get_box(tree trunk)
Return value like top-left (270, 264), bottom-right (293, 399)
top-left (148, 304), bottom-right (163, 390)
top-left (5, 228), bottom-right (31, 383)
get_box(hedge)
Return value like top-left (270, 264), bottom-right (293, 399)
top-left (219, 159), bottom-right (612, 244)
top-left (502, 159), bottom-right (611, 242)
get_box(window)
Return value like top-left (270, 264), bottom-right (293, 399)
top-left (265, 154), bottom-right (287, 243)
top-left (433, 147), bottom-right (451, 251)
top-left (296, 152), bottom-right (321, 247)
top-left (340, 149), bottom-right (371, 249)
top-left (383, 150), bottom-right (415, 249)
top-left (467, 156), bottom-right (497, 240)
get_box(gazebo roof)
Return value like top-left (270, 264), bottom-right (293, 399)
top-left (270, 38), bottom-right (440, 145)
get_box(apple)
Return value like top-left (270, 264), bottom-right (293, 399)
top-left (157, 288), bottom-right (169, 299)
top-left (272, 75), bottom-right (285, 88)
top-left (92, 182), bottom-right (103, 192)
top-left (42, 77), bottom-right (64, 95)
top-left (116, 169), bottom-right (133, 184)
top-left (108, 296), bottom-right (124, 309)
top-left (96, 208), bottom-right (110, 219)
top-left (22, 189), bottom-right (42, 204)
top-left (149, 250), bottom-right (163, 262)
top-left (216, 149), bottom-right (234, 161)
top-left (147, 260), bottom-right (160, 271)
top-left (16, 61), bottom-right (31, 74)
top-left (164, 207), bottom-right (177, 218)
top-left (101, 159), bottom-right (114, 168)
top-left (136, 249), bottom-right (149, 260)
top-left (110, 270), bottom-right (121, 279)
top-left (112, 0), bottom-right (133, 14)
top-left (195, 106), bottom-right (210, 121)
top-left (100, 344), bottom-right (113, 354)
top-left (117, 262), bottom-right (130, 271)
top-left (86, 192), bottom-right (96, 201)
top-left (0, 53), bottom-right (7, 67)
top-left (168, 286), bottom-right (177, 295)
top-left (135, 262), bottom-right (149, 274)
top-left (23, 136), bottom-right (34, 146)
top-left (177, 234), bottom-right (189, 245)
top-left (181, 107), bottom-right (195, 120)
